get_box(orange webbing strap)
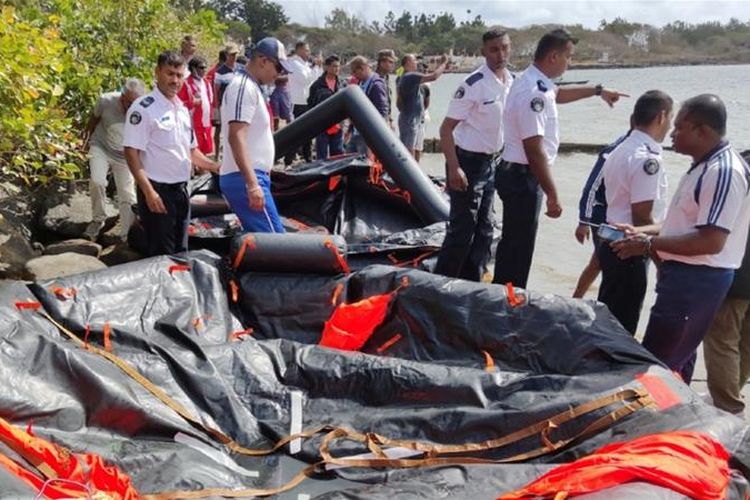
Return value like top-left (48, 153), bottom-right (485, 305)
top-left (330, 283), bottom-right (345, 306)
top-left (229, 280), bottom-right (239, 303)
top-left (482, 350), bottom-right (496, 372)
top-left (14, 301), bottom-right (41, 310)
top-left (229, 328), bottom-right (254, 342)
top-left (168, 264), bottom-right (191, 275)
top-left (323, 239), bottom-right (350, 274)
top-left (387, 250), bottom-right (438, 268)
top-left (39, 310), bottom-right (331, 458)
top-left (50, 287), bottom-right (77, 300)
top-left (232, 235), bottom-right (257, 271)
top-left (505, 283), bottom-right (525, 307)
top-left (103, 322), bottom-right (112, 352)
top-left (375, 333), bottom-right (403, 354)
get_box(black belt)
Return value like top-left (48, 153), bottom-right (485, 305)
top-left (499, 160), bottom-right (530, 173)
top-left (149, 179), bottom-right (187, 189)
top-left (456, 146), bottom-right (498, 160)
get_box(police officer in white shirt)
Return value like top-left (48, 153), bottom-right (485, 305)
top-left (434, 30), bottom-right (513, 282)
top-left (493, 28), bottom-right (628, 288)
top-left (285, 41), bottom-right (322, 164)
top-left (614, 94), bottom-right (750, 383)
top-left (123, 50), bottom-right (218, 256)
top-left (598, 90), bottom-right (673, 335)
top-left (220, 38), bottom-right (293, 233)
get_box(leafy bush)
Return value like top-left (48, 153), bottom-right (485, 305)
top-left (0, 1), bottom-right (224, 186)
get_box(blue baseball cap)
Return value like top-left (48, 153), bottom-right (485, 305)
top-left (248, 37), bottom-right (293, 74)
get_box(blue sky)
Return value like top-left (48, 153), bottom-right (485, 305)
top-left (277, 0), bottom-right (750, 29)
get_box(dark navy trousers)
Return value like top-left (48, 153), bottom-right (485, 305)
top-left (137, 180), bottom-right (189, 256)
top-left (597, 243), bottom-right (649, 335)
top-left (434, 148), bottom-right (497, 282)
top-left (643, 261), bottom-right (734, 383)
top-left (492, 161), bottom-right (543, 288)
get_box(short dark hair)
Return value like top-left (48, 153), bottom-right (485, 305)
top-left (324, 54), bottom-right (340, 66)
top-left (534, 28), bottom-right (578, 61)
top-left (295, 41), bottom-right (308, 50)
top-left (188, 55), bottom-right (208, 71)
top-left (482, 29), bottom-right (508, 44)
top-left (632, 90), bottom-right (673, 127)
top-left (157, 50), bottom-right (185, 68)
top-left (681, 94), bottom-right (727, 136)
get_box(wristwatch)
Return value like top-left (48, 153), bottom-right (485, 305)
top-left (594, 84), bottom-right (604, 96)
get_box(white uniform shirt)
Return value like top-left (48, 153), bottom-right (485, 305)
top-left (501, 64), bottom-right (559, 165)
top-left (220, 73), bottom-right (274, 175)
top-left (445, 64), bottom-right (512, 154)
top-left (658, 143), bottom-right (750, 268)
top-left (603, 129), bottom-right (668, 226)
top-left (287, 55), bottom-right (321, 106)
top-left (123, 88), bottom-right (195, 184)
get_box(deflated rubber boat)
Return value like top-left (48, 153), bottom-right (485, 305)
top-left (1, 250), bottom-right (749, 498)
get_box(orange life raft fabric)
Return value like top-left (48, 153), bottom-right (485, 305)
top-left (498, 431), bottom-right (730, 500)
top-left (0, 416), bottom-right (139, 499)
top-left (320, 291), bottom-right (395, 351)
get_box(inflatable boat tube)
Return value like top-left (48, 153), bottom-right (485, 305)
top-left (230, 232), bottom-right (349, 274)
top-left (190, 193), bottom-right (230, 217)
top-left (274, 86), bottom-right (449, 224)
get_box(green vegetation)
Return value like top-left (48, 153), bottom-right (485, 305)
top-left (2, 0), bottom-right (749, 185)
top-left (0, 1), bottom-right (223, 186)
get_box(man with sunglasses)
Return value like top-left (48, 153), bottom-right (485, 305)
top-left (220, 37), bottom-right (293, 233)
top-left (82, 77), bottom-right (146, 241)
top-left (612, 94), bottom-right (750, 384)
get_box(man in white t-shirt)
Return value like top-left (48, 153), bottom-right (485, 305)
top-left (81, 78), bottom-right (146, 241)
top-left (613, 94), bottom-right (750, 383)
top-left (220, 37), bottom-right (293, 232)
top-left (598, 90), bottom-right (673, 335)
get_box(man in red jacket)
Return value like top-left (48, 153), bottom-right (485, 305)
top-left (177, 55), bottom-right (214, 155)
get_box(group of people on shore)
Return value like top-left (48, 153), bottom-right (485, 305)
top-left (81, 28), bottom-right (749, 417)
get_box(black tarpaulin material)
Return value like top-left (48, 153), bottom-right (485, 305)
top-left (185, 157), bottom-right (452, 271)
top-left (0, 252), bottom-right (748, 498)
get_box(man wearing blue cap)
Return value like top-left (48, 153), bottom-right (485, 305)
top-left (220, 37), bottom-right (293, 233)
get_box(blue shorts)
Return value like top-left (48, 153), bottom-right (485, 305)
top-left (270, 89), bottom-right (292, 121)
top-left (220, 171), bottom-right (285, 233)
top-left (398, 115), bottom-right (420, 150)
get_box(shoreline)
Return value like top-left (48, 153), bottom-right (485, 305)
top-left (442, 60), bottom-right (749, 73)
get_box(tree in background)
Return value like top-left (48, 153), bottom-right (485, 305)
top-left (0, 1), bottom-right (224, 185)
top-left (212, 0), bottom-right (288, 40)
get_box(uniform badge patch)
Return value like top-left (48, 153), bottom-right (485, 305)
top-left (643, 158), bottom-right (660, 175)
top-left (139, 96), bottom-right (155, 108)
top-left (129, 112), bottom-right (142, 125)
top-left (454, 86), bottom-right (465, 99)
top-left (530, 97), bottom-right (545, 112)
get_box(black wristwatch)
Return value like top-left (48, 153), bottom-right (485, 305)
top-left (594, 84), bottom-right (604, 96)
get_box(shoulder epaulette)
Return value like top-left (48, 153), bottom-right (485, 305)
top-left (465, 72), bottom-right (484, 86)
top-left (536, 80), bottom-right (548, 92)
top-left (139, 96), bottom-right (155, 108)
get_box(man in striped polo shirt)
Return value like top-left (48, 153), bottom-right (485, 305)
top-left (613, 94), bottom-right (750, 383)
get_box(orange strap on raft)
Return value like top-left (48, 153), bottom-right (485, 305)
top-left (229, 328), bottom-right (254, 341)
top-left (330, 283), bottom-right (345, 306)
top-left (0, 417), bottom-right (139, 499)
top-left (232, 235), bottom-right (256, 270)
top-left (50, 287), bottom-right (77, 300)
top-left (482, 350), bottom-right (496, 372)
top-left (375, 333), bottom-right (403, 354)
top-left (497, 431), bottom-right (731, 500)
top-left (168, 264), bottom-right (191, 275)
top-left (323, 239), bottom-right (351, 275)
top-left (505, 283), bottom-right (525, 307)
top-left (229, 280), bottom-right (239, 303)
top-left (102, 322), bottom-right (112, 353)
top-left (328, 175), bottom-right (342, 191)
top-left (14, 301), bottom-right (41, 311)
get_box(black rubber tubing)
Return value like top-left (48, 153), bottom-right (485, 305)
top-left (274, 85), bottom-right (449, 224)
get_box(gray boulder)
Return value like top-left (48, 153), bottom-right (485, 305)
top-left (0, 212), bottom-right (36, 279)
top-left (99, 243), bottom-right (142, 267)
top-left (25, 252), bottom-right (107, 281)
top-left (39, 181), bottom-right (117, 238)
top-left (43, 239), bottom-right (102, 258)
